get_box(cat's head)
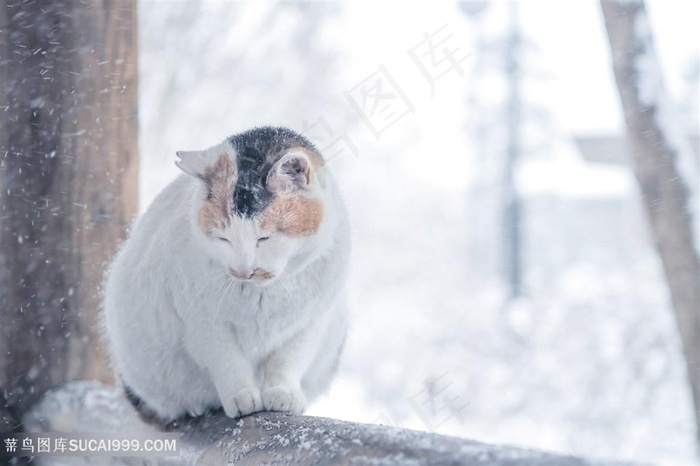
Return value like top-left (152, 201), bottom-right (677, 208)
top-left (176, 127), bottom-right (328, 285)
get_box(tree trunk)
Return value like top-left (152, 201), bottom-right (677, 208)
top-left (600, 0), bottom-right (700, 444)
top-left (503, 0), bottom-right (522, 300)
top-left (0, 0), bottom-right (138, 424)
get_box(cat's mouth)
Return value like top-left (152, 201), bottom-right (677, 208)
top-left (227, 267), bottom-right (274, 282)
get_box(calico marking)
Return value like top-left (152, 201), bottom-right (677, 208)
top-left (197, 152), bottom-right (237, 233)
top-left (197, 127), bottom-right (326, 236)
top-left (259, 195), bottom-right (324, 237)
top-left (227, 127), bottom-right (323, 218)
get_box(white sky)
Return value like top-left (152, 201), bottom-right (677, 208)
top-left (138, 1), bottom-right (699, 203)
top-left (342, 0), bottom-right (699, 135)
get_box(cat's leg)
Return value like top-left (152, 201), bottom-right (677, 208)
top-left (183, 328), bottom-right (263, 418)
top-left (260, 323), bottom-right (325, 414)
top-left (301, 303), bottom-right (348, 401)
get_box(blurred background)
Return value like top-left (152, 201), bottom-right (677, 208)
top-left (136, 1), bottom-right (699, 464)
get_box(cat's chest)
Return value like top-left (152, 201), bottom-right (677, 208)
top-left (217, 281), bottom-right (311, 354)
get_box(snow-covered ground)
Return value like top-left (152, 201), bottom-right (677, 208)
top-left (138, 1), bottom-right (699, 464)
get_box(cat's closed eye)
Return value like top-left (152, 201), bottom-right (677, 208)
top-left (217, 237), bottom-right (230, 243)
top-left (257, 236), bottom-right (270, 247)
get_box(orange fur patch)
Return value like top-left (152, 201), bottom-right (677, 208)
top-left (198, 154), bottom-right (237, 233)
top-left (253, 268), bottom-right (274, 280)
top-left (259, 195), bottom-right (324, 237)
top-left (228, 267), bottom-right (274, 281)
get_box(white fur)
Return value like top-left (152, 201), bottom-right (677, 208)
top-left (103, 150), bottom-right (349, 422)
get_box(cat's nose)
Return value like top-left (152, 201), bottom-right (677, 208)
top-left (227, 267), bottom-right (254, 280)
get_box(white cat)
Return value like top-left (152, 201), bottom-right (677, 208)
top-left (103, 127), bottom-right (350, 423)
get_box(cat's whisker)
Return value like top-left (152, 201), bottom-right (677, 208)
top-left (190, 269), bottom-right (223, 300)
top-left (213, 275), bottom-right (230, 304)
top-left (277, 276), bottom-right (297, 302)
top-left (187, 268), bottom-right (227, 313)
top-left (214, 275), bottom-right (238, 317)
top-left (223, 278), bottom-right (235, 300)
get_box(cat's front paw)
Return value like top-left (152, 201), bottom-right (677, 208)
top-left (222, 387), bottom-right (263, 418)
top-left (262, 385), bottom-right (306, 414)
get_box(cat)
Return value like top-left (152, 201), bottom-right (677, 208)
top-left (103, 127), bottom-right (350, 424)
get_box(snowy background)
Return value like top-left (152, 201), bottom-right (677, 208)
top-left (138, 1), bottom-right (699, 464)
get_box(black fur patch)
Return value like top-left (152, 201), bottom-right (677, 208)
top-left (122, 382), bottom-right (224, 431)
top-left (228, 126), bottom-right (319, 218)
top-left (123, 383), bottom-right (164, 426)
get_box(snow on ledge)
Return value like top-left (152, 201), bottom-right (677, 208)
top-left (22, 381), bottom-right (625, 465)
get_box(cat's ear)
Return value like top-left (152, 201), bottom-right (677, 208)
top-left (175, 142), bottom-right (232, 179)
top-left (175, 150), bottom-right (215, 178)
top-left (267, 150), bottom-right (313, 193)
